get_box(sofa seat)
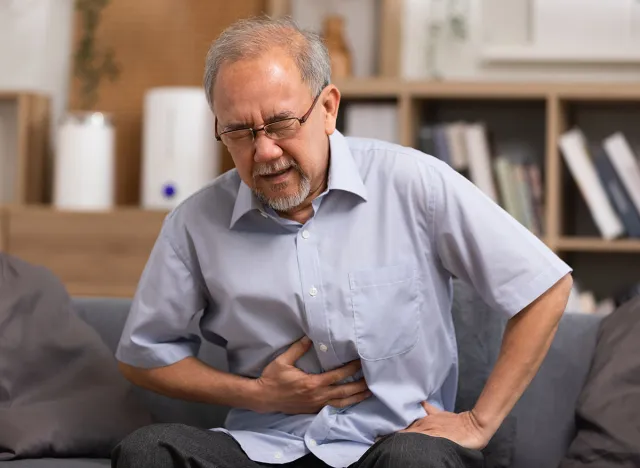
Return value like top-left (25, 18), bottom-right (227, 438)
top-left (3, 459), bottom-right (110, 467)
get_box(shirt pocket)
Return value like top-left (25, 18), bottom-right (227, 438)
top-left (349, 264), bottom-right (421, 361)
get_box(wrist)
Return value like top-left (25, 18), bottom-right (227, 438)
top-left (470, 406), bottom-right (501, 439)
top-left (238, 377), bottom-right (269, 413)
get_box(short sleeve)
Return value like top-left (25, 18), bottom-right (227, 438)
top-left (115, 224), bottom-right (207, 368)
top-left (426, 160), bottom-right (572, 317)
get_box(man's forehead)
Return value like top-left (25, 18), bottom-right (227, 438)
top-left (216, 50), bottom-right (302, 89)
top-left (213, 56), bottom-right (309, 121)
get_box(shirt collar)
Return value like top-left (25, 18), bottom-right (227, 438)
top-left (229, 130), bottom-right (367, 229)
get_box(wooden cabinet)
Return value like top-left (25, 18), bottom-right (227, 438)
top-left (6, 207), bottom-right (166, 297)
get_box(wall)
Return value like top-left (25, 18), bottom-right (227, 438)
top-left (67, 0), bottom-right (266, 205)
top-left (401, 0), bottom-right (640, 82)
top-left (0, 0), bottom-right (74, 142)
top-left (291, 0), bottom-right (379, 77)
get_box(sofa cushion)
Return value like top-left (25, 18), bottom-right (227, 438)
top-left (74, 298), bottom-right (231, 429)
top-left (559, 297), bottom-right (640, 468)
top-left (510, 311), bottom-right (602, 468)
top-left (452, 280), bottom-right (517, 468)
top-left (0, 254), bottom-right (153, 461)
top-left (451, 280), bottom-right (602, 468)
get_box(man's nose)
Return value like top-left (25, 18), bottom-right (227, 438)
top-left (253, 133), bottom-right (283, 163)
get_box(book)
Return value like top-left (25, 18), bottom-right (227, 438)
top-left (494, 157), bottom-right (521, 221)
top-left (445, 122), bottom-right (469, 171)
top-left (558, 129), bottom-right (624, 240)
top-left (593, 146), bottom-right (640, 237)
top-left (513, 163), bottom-right (539, 235)
top-left (416, 124), bottom-right (436, 157)
top-left (602, 132), bottom-right (640, 222)
top-left (433, 124), bottom-right (452, 166)
top-left (464, 123), bottom-right (498, 202)
top-left (526, 164), bottom-right (545, 235)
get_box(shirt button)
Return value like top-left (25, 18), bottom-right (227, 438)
top-left (302, 230), bottom-right (310, 239)
top-left (274, 451), bottom-right (283, 459)
top-left (309, 439), bottom-right (317, 447)
top-left (309, 286), bottom-right (318, 297)
top-left (319, 343), bottom-right (328, 352)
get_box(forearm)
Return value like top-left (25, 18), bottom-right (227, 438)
top-left (472, 273), bottom-right (573, 436)
top-left (118, 357), bottom-right (262, 411)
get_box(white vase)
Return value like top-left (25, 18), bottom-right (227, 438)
top-left (54, 112), bottom-right (115, 211)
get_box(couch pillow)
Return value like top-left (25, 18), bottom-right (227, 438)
top-left (0, 253), bottom-right (153, 460)
top-left (559, 296), bottom-right (640, 468)
top-left (452, 280), bottom-right (516, 468)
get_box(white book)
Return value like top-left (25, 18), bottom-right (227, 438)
top-left (603, 132), bottom-right (640, 217)
top-left (558, 129), bottom-right (624, 240)
top-left (494, 157), bottom-right (524, 224)
top-left (445, 122), bottom-right (469, 171)
top-left (464, 123), bottom-right (498, 202)
top-left (344, 104), bottom-right (399, 144)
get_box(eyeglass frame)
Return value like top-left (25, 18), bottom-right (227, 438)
top-left (214, 88), bottom-right (325, 143)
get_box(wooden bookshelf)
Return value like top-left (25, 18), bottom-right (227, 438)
top-left (0, 92), bottom-right (50, 204)
top-left (3, 79), bottom-right (640, 297)
top-left (333, 79), bottom-right (640, 301)
top-left (556, 237), bottom-right (640, 253)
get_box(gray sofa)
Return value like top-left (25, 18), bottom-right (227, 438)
top-left (2, 281), bottom-right (603, 468)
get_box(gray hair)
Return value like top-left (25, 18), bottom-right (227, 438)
top-left (203, 16), bottom-right (331, 109)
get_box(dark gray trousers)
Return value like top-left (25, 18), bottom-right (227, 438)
top-left (112, 423), bottom-right (485, 468)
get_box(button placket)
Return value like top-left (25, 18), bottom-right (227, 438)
top-left (295, 222), bottom-right (340, 371)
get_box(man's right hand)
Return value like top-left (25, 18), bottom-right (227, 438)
top-left (253, 336), bottom-right (371, 415)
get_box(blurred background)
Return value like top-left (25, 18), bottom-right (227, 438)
top-left (0, 0), bottom-right (639, 311)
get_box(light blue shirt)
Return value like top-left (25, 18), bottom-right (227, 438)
top-left (116, 130), bottom-right (571, 468)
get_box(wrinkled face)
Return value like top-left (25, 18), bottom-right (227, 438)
top-left (212, 48), bottom-right (338, 212)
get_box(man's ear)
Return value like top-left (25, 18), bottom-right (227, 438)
top-left (322, 85), bottom-right (341, 135)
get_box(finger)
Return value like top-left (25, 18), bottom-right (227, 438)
top-left (317, 360), bottom-right (362, 386)
top-left (277, 336), bottom-right (313, 365)
top-left (326, 389), bottom-right (372, 408)
top-left (325, 378), bottom-right (368, 400)
top-left (421, 401), bottom-right (443, 415)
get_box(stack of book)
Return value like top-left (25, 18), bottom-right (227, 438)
top-left (567, 279), bottom-right (640, 315)
top-left (559, 129), bottom-right (640, 240)
top-left (416, 122), bottom-right (544, 237)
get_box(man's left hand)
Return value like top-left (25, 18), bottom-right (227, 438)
top-left (399, 401), bottom-right (490, 451)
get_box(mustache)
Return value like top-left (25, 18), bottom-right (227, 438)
top-left (253, 158), bottom-right (299, 177)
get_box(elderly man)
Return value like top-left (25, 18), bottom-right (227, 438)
top-left (113, 16), bottom-right (572, 468)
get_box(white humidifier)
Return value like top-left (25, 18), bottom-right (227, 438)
top-left (141, 87), bottom-right (220, 210)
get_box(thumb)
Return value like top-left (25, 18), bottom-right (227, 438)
top-left (421, 401), bottom-right (443, 415)
top-left (278, 336), bottom-right (313, 365)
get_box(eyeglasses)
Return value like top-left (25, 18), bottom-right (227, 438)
top-left (215, 91), bottom-right (323, 147)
